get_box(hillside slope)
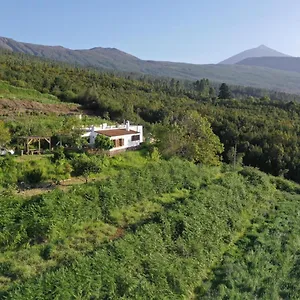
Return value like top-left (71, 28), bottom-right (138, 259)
top-left (237, 56), bottom-right (300, 73)
top-left (0, 80), bottom-right (82, 116)
top-left (2, 154), bottom-right (300, 299)
top-left (219, 44), bottom-right (290, 64)
top-left (1, 37), bottom-right (300, 93)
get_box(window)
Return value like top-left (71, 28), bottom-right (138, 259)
top-left (131, 135), bottom-right (140, 141)
top-left (114, 138), bottom-right (124, 147)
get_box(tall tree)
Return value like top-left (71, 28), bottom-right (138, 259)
top-left (193, 78), bottom-right (211, 98)
top-left (218, 83), bottom-right (232, 99)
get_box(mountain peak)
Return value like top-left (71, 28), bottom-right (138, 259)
top-left (257, 44), bottom-right (268, 49)
top-left (219, 45), bottom-right (290, 65)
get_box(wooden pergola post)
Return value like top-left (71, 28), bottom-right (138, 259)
top-left (44, 137), bottom-right (51, 151)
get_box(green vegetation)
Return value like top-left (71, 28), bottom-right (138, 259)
top-left (199, 176), bottom-right (300, 299)
top-left (94, 134), bottom-right (114, 150)
top-left (2, 155), bottom-right (300, 299)
top-left (0, 121), bottom-right (10, 146)
top-left (2, 49), bottom-right (300, 298)
top-left (0, 80), bottom-right (60, 104)
top-left (2, 50), bottom-right (300, 182)
top-left (2, 38), bottom-right (300, 93)
top-left (218, 82), bottom-right (232, 99)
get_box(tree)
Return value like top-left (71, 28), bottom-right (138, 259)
top-left (51, 160), bottom-right (72, 184)
top-left (218, 83), bottom-right (231, 99)
top-left (71, 155), bottom-right (101, 183)
top-left (52, 146), bottom-right (65, 162)
top-left (0, 156), bottom-right (18, 189)
top-left (0, 120), bottom-right (11, 146)
top-left (95, 134), bottom-right (114, 150)
top-left (155, 111), bottom-right (224, 165)
top-left (56, 116), bottom-right (85, 148)
top-left (193, 78), bottom-right (211, 98)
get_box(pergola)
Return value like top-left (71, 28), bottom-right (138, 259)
top-left (20, 136), bottom-right (51, 154)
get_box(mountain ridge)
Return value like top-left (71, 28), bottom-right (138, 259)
top-left (1, 37), bottom-right (300, 94)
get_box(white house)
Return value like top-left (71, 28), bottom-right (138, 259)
top-left (82, 121), bottom-right (143, 153)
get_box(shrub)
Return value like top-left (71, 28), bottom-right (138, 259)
top-left (52, 147), bottom-right (65, 162)
top-left (71, 154), bottom-right (102, 182)
top-left (94, 135), bottom-right (114, 150)
top-left (24, 169), bottom-right (44, 185)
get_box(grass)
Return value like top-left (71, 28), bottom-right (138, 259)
top-left (15, 154), bottom-right (53, 163)
top-left (109, 189), bottom-right (191, 227)
top-left (0, 80), bottom-right (62, 104)
top-left (12, 150), bottom-right (150, 198)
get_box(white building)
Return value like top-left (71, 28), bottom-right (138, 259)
top-left (82, 121), bottom-right (143, 153)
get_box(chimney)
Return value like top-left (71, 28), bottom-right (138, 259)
top-left (90, 125), bottom-right (95, 145)
top-left (102, 123), bottom-right (107, 129)
top-left (126, 120), bottom-right (130, 131)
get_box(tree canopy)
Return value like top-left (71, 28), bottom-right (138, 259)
top-left (155, 111), bottom-right (224, 165)
top-left (95, 134), bottom-right (114, 150)
top-left (218, 82), bottom-right (232, 99)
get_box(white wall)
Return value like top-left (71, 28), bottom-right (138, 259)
top-left (82, 122), bottom-right (143, 151)
top-left (109, 133), bottom-right (141, 152)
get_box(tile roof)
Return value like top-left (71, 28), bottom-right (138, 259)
top-left (95, 129), bottom-right (139, 137)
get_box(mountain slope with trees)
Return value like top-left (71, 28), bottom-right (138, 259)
top-left (1, 37), bottom-right (300, 93)
top-left (237, 56), bottom-right (300, 73)
top-left (2, 50), bottom-right (300, 183)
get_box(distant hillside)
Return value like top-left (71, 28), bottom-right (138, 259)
top-left (237, 56), bottom-right (300, 73)
top-left (219, 45), bottom-right (290, 65)
top-left (0, 37), bottom-right (140, 70)
top-left (1, 37), bottom-right (300, 94)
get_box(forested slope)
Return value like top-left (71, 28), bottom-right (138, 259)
top-left (1, 37), bottom-right (300, 93)
top-left (238, 56), bottom-right (300, 73)
top-left (1, 50), bottom-right (300, 182)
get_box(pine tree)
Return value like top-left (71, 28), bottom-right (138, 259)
top-left (218, 83), bottom-right (232, 99)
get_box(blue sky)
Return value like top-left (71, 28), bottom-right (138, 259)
top-left (1, 0), bottom-right (300, 63)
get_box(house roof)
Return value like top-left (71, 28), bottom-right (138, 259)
top-left (96, 129), bottom-right (139, 137)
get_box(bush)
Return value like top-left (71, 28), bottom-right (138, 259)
top-left (94, 135), bottom-right (114, 150)
top-left (24, 169), bottom-right (44, 185)
top-left (52, 147), bottom-right (65, 162)
top-left (71, 154), bottom-right (102, 182)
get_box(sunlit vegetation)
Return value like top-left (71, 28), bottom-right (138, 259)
top-left (0, 80), bottom-right (60, 104)
top-left (2, 155), bottom-right (292, 299)
top-left (2, 50), bottom-right (300, 298)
